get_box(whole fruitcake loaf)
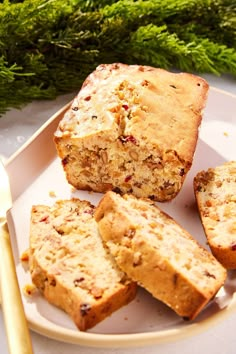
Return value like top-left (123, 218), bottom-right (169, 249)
top-left (194, 161), bottom-right (236, 269)
top-left (94, 191), bottom-right (226, 320)
top-left (54, 63), bottom-right (209, 202)
top-left (29, 198), bottom-right (137, 331)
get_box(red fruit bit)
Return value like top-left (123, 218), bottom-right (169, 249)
top-left (122, 104), bottom-right (129, 110)
top-left (231, 244), bottom-right (236, 251)
top-left (62, 156), bottom-right (69, 166)
top-left (119, 135), bottom-right (137, 144)
top-left (125, 175), bottom-right (132, 183)
top-left (39, 215), bottom-right (49, 223)
top-left (84, 96), bottom-right (91, 101)
top-left (84, 208), bottom-right (94, 215)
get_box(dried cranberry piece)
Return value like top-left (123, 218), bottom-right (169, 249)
top-left (231, 244), bottom-right (236, 251)
top-left (84, 208), bottom-right (94, 215)
top-left (62, 156), bottom-right (69, 166)
top-left (125, 175), bottom-right (132, 183)
top-left (39, 215), bottom-right (49, 223)
top-left (122, 104), bottom-right (129, 110)
top-left (119, 135), bottom-right (137, 144)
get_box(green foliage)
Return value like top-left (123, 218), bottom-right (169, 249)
top-left (0, 0), bottom-right (235, 115)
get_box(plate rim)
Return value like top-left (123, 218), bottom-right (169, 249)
top-left (5, 86), bottom-right (236, 348)
top-left (27, 297), bottom-right (236, 347)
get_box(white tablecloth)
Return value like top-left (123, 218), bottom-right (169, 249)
top-left (0, 73), bottom-right (236, 354)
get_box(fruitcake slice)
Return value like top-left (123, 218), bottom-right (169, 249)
top-left (194, 161), bottom-right (236, 269)
top-left (95, 191), bottom-right (226, 320)
top-left (29, 198), bottom-right (137, 331)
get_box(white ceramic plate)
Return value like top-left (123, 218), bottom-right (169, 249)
top-left (6, 87), bottom-right (236, 348)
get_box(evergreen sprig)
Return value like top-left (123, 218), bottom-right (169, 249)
top-left (0, 0), bottom-right (235, 115)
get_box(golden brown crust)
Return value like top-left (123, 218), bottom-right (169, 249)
top-left (54, 63), bottom-right (209, 202)
top-left (95, 191), bottom-right (226, 320)
top-left (29, 198), bottom-right (137, 331)
top-left (194, 161), bottom-right (236, 269)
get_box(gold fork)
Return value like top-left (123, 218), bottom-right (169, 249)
top-left (0, 160), bottom-right (33, 354)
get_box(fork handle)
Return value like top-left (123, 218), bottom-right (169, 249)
top-left (0, 221), bottom-right (34, 354)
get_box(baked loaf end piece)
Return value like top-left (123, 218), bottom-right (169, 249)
top-left (95, 191), bottom-right (226, 320)
top-left (54, 63), bottom-right (209, 202)
top-left (194, 161), bottom-right (236, 269)
top-left (29, 198), bottom-right (137, 331)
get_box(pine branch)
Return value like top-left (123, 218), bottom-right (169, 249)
top-left (127, 24), bottom-right (236, 75)
top-left (0, 0), bottom-right (235, 116)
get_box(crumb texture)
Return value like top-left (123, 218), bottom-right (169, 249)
top-left (194, 160), bottom-right (236, 269)
top-left (54, 63), bottom-right (209, 201)
top-left (95, 191), bottom-right (226, 320)
top-left (29, 198), bottom-right (137, 331)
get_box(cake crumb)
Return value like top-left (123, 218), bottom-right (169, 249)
top-left (20, 249), bottom-right (29, 262)
top-left (223, 131), bottom-right (229, 137)
top-left (23, 283), bottom-right (37, 297)
top-left (49, 190), bottom-right (57, 198)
